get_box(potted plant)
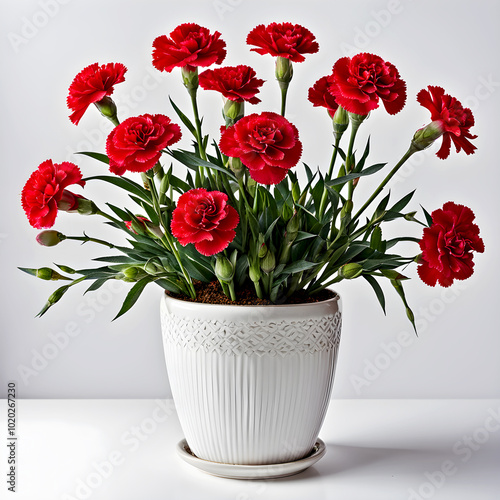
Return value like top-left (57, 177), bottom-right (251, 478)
top-left (20, 22), bottom-right (484, 478)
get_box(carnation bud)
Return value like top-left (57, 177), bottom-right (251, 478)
top-left (228, 157), bottom-right (245, 180)
top-left (144, 258), bottom-right (163, 275)
top-left (223, 98), bottom-right (245, 125)
top-left (20, 267), bottom-right (69, 281)
top-left (332, 106), bottom-right (349, 137)
top-left (411, 120), bottom-right (444, 151)
top-left (275, 56), bottom-right (293, 86)
top-left (339, 262), bottom-right (363, 280)
top-left (257, 236), bottom-right (267, 259)
top-left (95, 96), bottom-right (118, 124)
top-left (143, 220), bottom-right (164, 239)
top-left (36, 230), bottom-right (66, 247)
top-left (348, 112), bottom-right (369, 126)
top-left (286, 212), bottom-right (300, 239)
top-left (181, 67), bottom-right (199, 92)
top-left (76, 198), bottom-right (99, 216)
top-left (260, 249), bottom-right (276, 274)
top-left (215, 254), bottom-right (235, 283)
top-left (341, 200), bottom-right (353, 219)
top-left (249, 260), bottom-right (261, 283)
top-left (122, 266), bottom-right (147, 281)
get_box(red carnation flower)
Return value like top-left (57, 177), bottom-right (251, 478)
top-left (106, 114), bottom-right (181, 176)
top-left (329, 53), bottom-right (406, 116)
top-left (418, 202), bottom-right (484, 287)
top-left (67, 62), bottom-right (127, 125)
top-left (152, 23), bottom-right (226, 73)
top-left (417, 85), bottom-right (477, 159)
top-left (199, 65), bottom-right (264, 104)
top-left (21, 160), bottom-right (85, 229)
top-left (219, 112), bottom-right (302, 185)
top-left (171, 188), bottom-right (239, 256)
top-left (246, 22), bottom-right (319, 62)
top-left (308, 74), bottom-right (340, 118)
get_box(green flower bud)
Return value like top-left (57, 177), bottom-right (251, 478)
top-left (144, 258), bottom-right (163, 275)
top-left (76, 198), bottom-right (99, 216)
top-left (181, 67), bottom-right (199, 92)
top-left (36, 230), bottom-right (66, 247)
top-left (95, 96), bottom-right (118, 122)
top-left (275, 56), bottom-right (293, 85)
top-left (341, 200), bottom-right (353, 219)
top-left (258, 239), bottom-right (268, 259)
top-left (286, 212), bottom-right (300, 237)
top-left (249, 259), bottom-right (261, 283)
top-left (223, 98), bottom-right (245, 124)
top-left (348, 111), bottom-right (369, 126)
top-left (215, 255), bottom-right (235, 283)
top-left (260, 249), bottom-right (276, 274)
top-left (122, 267), bottom-right (147, 281)
top-left (339, 262), bottom-right (363, 280)
top-left (228, 157), bottom-right (245, 180)
top-left (143, 220), bottom-right (164, 239)
top-left (333, 106), bottom-right (349, 137)
top-left (20, 267), bottom-right (69, 281)
top-left (411, 120), bottom-right (444, 152)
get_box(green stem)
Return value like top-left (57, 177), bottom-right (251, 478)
top-left (327, 134), bottom-right (342, 180)
top-left (228, 280), bottom-right (236, 301)
top-left (351, 145), bottom-right (416, 224)
top-left (146, 176), bottom-right (196, 299)
top-left (188, 87), bottom-right (209, 187)
top-left (253, 280), bottom-right (263, 299)
top-left (65, 235), bottom-right (115, 248)
top-left (279, 82), bottom-right (288, 117)
top-left (346, 121), bottom-right (362, 202)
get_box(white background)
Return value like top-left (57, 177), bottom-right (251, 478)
top-left (1, 0), bottom-right (499, 399)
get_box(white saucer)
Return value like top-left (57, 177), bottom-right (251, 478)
top-left (176, 439), bottom-right (326, 480)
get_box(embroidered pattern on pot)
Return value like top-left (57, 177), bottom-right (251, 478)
top-left (161, 309), bottom-right (342, 357)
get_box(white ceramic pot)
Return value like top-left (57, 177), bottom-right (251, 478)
top-left (160, 292), bottom-right (342, 466)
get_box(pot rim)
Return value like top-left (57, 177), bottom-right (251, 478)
top-left (162, 289), bottom-right (340, 310)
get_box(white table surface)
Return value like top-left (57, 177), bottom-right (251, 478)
top-left (1, 399), bottom-right (499, 500)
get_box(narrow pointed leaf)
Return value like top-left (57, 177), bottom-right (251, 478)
top-left (113, 277), bottom-right (151, 320)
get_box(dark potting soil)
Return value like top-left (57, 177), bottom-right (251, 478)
top-left (167, 280), bottom-right (336, 306)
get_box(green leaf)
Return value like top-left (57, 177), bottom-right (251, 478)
top-left (327, 163), bottom-right (386, 187)
top-left (86, 176), bottom-right (151, 203)
top-left (385, 236), bottom-right (421, 250)
top-left (84, 278), bottom-right (113, 294)
top-left (93, 255), bottom-right (141, 264)
top-left (170, 150), bottom-right (237, 181)
top-left (263, 217), bottom-right (281, 243)
top-left (170, 173), bottom-right (193, 193)
top-left (154, 278), bottom-right (183, 294)
top-left (391, 279), bottom-right (417, 334)
top-left (169, 97), bottom-right (197, 137)
top-left (353, 137), bottom-right (370, 173)
top-left (76, 151), bottom-right (110, 164)
top-left (113, 277), bottom-right (151, 320)
top-left (294, 231), bottom-right (316, 242)
top-left (282, 260), bottom-right (318, 274)
top-left (363, 275), bottom-right (386, 315)
top-left (390, 190), bottom-right (415, 213)
top-left (421, 205), bottom-right (433, 227)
